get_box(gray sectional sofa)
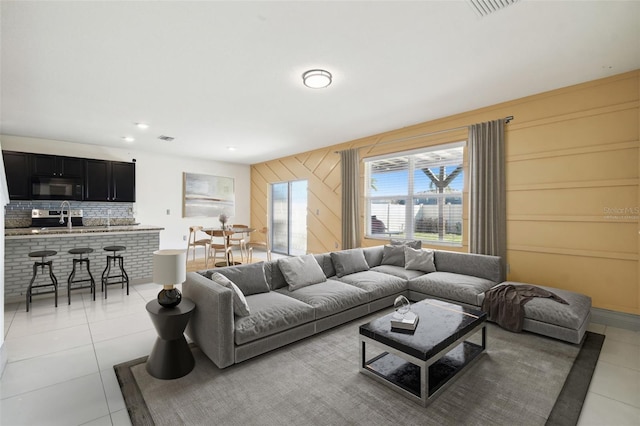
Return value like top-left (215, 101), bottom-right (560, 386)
top-left (183, 245), bottom-right (504, 368)
top-left (183, 244), bottom-right (592, 369)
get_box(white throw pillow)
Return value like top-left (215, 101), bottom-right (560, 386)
top-left (404, 246), bottom-right (436, 273)
top-left (210, 272), bottom-right (251, 317)
top-left (277, 254), bottom-right (327, 291)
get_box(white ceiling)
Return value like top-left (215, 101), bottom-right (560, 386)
top-left (2, 1), bottom-right (639, 165)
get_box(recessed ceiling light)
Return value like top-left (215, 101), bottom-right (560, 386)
top-left (136, 123), bottom-right (149, 129)
top-left (302, 69), bottom-right (332, 89)
top-left (122, 136), bottom-right (135, 143)
top-left (227, 146), bottom-right (237, 151)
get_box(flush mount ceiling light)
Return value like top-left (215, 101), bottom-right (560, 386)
top-left (226, 146), bottom-right (237, 151)
top-left (122, 136), bottom-right (135, 143)
top-left (135, 122), bottom-right (149, 129)
top-left (302, 69), bottom-right (332, 89)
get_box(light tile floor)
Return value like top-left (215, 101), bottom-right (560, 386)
top-left (1, 263), bottom-right (639, 425)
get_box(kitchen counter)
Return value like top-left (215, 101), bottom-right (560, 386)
top-left (5, 224), bottom-right (164, 239)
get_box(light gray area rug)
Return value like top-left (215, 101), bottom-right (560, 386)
top-left (116, 313), bottom-right (603, 426)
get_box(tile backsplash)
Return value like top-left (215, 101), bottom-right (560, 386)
top-left (4, 200), bottom-right (136, 228)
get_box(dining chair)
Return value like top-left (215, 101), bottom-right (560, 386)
top-left (186, 226), bottom-right (210, 266)
top-left (247, 227), bottom-right (272, 263)
top-left (229, 224), bottom-right (249, 262)
top-left (206, 229), bottom-right (234, 268)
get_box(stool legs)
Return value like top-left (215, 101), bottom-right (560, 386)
top-left (27, 260), bottom-right (58, 312)
top-left (68, 258), bottom-right (96, 305)
top-left (101, 255), bottom-right (129, 299)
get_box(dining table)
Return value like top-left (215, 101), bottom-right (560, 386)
top-left (203, 226), bottom-right (256, 267)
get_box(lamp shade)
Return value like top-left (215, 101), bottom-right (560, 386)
top-left (153, 249), bottom-right (187, 285)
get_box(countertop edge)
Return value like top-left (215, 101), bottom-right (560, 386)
top-left (5, 225), bottom-right (165, 239)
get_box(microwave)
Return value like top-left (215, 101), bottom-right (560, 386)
top-left (31, 176), bottom-right (84, 200)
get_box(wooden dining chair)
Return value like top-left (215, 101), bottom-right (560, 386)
top-left (206, 229), bottom-right (234, 268)
top-left (186, 226), bottom-right (210, 266)
top-left (247, 227), bottom-right (271, 263)
top-left (229, 224), bottom-right (249, 262)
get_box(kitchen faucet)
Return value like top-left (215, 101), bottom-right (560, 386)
top-left (59, 200), bottom-right (72, 230)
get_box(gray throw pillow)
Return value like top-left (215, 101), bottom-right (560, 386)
top-left (214, 262), bottom-right (270, 296)
top-left (404, 246), bottom-right (436, 273)
top-left (330, 249), bottom-right (370, 278)
top-left (210, 272), bottom-right (251, 317)
top-left (391, 239), bottom-right (422, 249)
top-left (278, 254), bottom-right (327, 291)
top-left (381, 244), bottom-right (406, 267)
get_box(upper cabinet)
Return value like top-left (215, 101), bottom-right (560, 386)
top-left (85, 159), bottom-right (136, 202)
top-left (32, 154), bottom-right (84, 178)
top-left (2, 151), bottom-right (31, 200)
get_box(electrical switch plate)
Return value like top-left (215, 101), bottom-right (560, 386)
top-left (166, 209), bottom-right (170, 215)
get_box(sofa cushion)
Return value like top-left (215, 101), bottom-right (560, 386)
top-left (362, 245), bottom-right (384, 268)
top-left (234, 292), bottom-right (315, 345)
top-left (434, 250), bottom-right (503, 283)
top-left (409, 272), bottom-right (497, 306)
top-left (314, 253), bottom-right (336, 278)
top-left (404, 247), bottom-right (436, 273)
top-left (278, 254), bottom-right (327, 291)
top-left (381, 244), bottom-right (405, 267)
top-left (263, 260), bottom-right (287, 290)
top-left (210, 272), bottom-right (250, 317)
top-left (391, 239), bottom-right (422, 249)
top-left (371, 265), bottom-right (426, 281)
top-left (330, 249), bottom-right (370, 278)
top-left (337, 270), bottom-right (407, 301)
top-left (212, 262), bottom-right (270, 296)
top-left (276, 279), bottom-right (369, 319)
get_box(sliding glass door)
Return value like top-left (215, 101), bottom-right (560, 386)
top-left (270, 180), bottom-right (307, 256)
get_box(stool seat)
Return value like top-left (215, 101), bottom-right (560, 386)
top-left (68, 247), bottom-right (96, 304)
top-left (29, 250), bottom-right (57, 258)
top-left (104, 246), bottom-right (126, 252)
top-left (26, 250), bottom-right (58, 312)
top-left (102, 245), bottom-right (129, 298)
top-left (69, 247), bottom-right (94, 256)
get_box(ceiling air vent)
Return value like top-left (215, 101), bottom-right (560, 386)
top-left (468, 0), bottom-right (519, 17)
top-left (158, 135), bottom-right (175, 142)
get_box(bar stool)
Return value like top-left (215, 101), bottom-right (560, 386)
top-left (26, 250), bottom-right (58, 312)
top-left (67, 247), bottom-right (96, 304)
top-left (101, 245), bottom-right (130, 298)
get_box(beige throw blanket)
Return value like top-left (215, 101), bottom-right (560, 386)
top-left (482, 284), bottom-right (568, 332)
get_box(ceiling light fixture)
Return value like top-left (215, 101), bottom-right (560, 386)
top-left (302, 69), bottom-right (332, 89)
top-left (136, 122), bottom-right (149, 129)
top-left (122, 136), bottom-right (135, 143)
top-left (227, 146), bottom-right (237, 151)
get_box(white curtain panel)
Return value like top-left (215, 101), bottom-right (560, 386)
top-left (469, 119), bottom-right (507, 276)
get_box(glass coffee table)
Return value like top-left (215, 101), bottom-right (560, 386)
top-left (359, 298), bottom-right (487, 406)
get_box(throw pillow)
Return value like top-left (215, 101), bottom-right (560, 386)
top-left (404, 246), bottom-right (436, 273)
top-left (210, 272), bottom-right (251, 317)
top-left (330, 249), bottom-right (370, 278)
top-left (390, 239), bottom-right (422, 249)
top-left (381, 244), bottom-right (406, 267)
top-left (278, 254), bottom-right (327, 291)
top-left (214, 262), bottom-right (270, 296)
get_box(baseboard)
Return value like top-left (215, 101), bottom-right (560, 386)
top-left (591, 307), bottom-right (640, 331)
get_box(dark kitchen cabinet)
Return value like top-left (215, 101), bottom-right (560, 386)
top-left (32, 154), bottom-right (84, 177)
top-left (2, 151), bottom-right (31, 199)
top-left (85, 159), bottom-right (135, 202)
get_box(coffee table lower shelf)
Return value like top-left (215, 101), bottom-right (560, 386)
top-left (360, 327), bottom-right (486, 406)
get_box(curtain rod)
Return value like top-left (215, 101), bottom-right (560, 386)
top-left (336, 115), bottom-right (513, 153)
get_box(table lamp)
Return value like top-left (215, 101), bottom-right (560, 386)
top-left (153, 249), bottom-right (187, 308)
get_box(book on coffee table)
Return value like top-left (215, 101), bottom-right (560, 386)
top-left (391, 311), bottom-right (419, 331)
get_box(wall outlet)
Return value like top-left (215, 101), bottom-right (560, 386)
top-left (183, 235), bottom-right (187, 241)
top-left (506, 263), bottom-right (511, 274)
top-left (316, 209), bottom-right (320, 215)
top-left (334, 242), bottom-right (339, 249)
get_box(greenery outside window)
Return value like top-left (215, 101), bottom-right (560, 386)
top-left (364, 142), bottom-right (465, 246)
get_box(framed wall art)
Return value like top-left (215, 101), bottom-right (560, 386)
top-left (182, 172), bottom-right (235, 218)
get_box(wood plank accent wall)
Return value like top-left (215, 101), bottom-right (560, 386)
top-left (251, 70), bottom-right (640, 315)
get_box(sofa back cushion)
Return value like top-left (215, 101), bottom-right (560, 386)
top-left (381, 244), bottom-right (405, 267)
top-left (330, 248), bottom-right (370, 278)
top-left (314, 253), bottom-right (336, 278)
top-left (434, 250), bottom-right (503, 283)
top-left (362, 246), bottom-right (384, 268)
top-left (278, 254), bottom-right (327, 291)
top-left (404, 246), bottom-right (436, 273)
top-left (264, 260), bottom-right (288, 290)
top-left (391, 239), bottom-right (422, 249)
top-left (212, 262), bottom-right (270, 296)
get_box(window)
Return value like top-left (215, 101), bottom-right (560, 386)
top-left (364, 142), bottom-right (465, 246)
